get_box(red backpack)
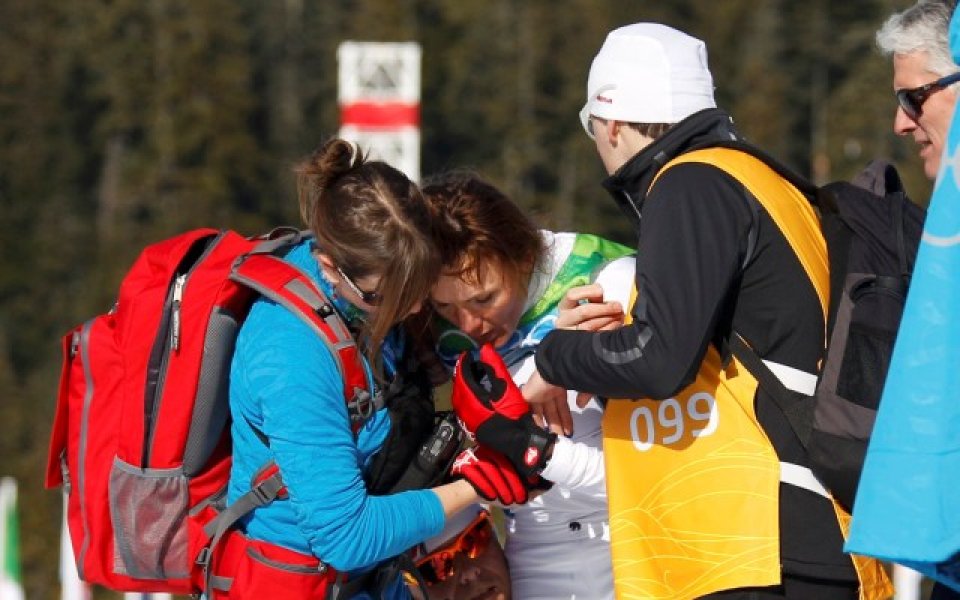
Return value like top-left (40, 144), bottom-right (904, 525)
top-left (45, 228), bottom-right (372, 597)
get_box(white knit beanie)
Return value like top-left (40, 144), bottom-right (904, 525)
top-left (580, 23), bottom-right (716, 136)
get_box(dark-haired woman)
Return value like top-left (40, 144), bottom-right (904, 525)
top-left (424, 171), bottom-right (635, 599)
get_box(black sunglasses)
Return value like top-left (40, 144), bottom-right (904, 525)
top-left (896, 71), bottom-right (960, 120)
top-left (336, 266), bottom-right (382, 306)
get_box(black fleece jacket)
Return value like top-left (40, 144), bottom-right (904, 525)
top-left (535, 108), bottom-right (857, 581)
top-left (536, 108), bottom-right (824, 399)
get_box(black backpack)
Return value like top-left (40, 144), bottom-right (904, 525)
top-left (705, 143), bottom-right (927, 512)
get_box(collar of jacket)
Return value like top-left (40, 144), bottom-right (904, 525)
top-left (600, 108), bottom-right (741, 232)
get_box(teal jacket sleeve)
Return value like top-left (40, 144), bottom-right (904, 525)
top-left (232, 299), bottom-right (445, 571)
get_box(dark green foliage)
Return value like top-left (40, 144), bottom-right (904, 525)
top-left (0, 1), bottom-right (933, 597)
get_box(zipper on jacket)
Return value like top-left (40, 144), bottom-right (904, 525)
top-left (142, 232), bottom-right (224, 467)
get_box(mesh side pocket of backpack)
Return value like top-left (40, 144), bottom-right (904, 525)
top-left (810, 272), bottom-right (908, 510)
top-left (108, 457), bottom-right (190, 579)
top-left (835, 274), bottom-right (906, 408)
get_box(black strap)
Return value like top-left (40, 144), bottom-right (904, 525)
top-left (892, 191), bottom-right (910, 280)
top-left (823, 204), bottom-right (853, 335)
top-left (729, 334), bottom-right (814, 448)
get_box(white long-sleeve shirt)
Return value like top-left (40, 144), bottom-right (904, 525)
top-left (502, 234), bottom-right (634, 600)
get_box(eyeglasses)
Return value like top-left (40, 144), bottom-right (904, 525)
top-left (580, 83), bottom-right (616, 139)
top-left (896, 71), bottom-right (960, 120)
top-left (585, 115), bottom-right (608, 140)
top-left (415, 511), bottom-right (494, 585)
top-left (336, 266), bottom-right (382, 306)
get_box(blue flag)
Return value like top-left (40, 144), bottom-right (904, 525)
top-left (845, 10), bottom-right (960, 591)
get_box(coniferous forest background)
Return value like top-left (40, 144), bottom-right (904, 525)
top-left (0, 1), bottom-right (931, 597)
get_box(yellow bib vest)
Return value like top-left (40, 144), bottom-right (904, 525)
top-left (602, 148), bottom-right (892, 600)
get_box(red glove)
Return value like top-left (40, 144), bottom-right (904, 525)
top-left (452, 344), bottom-right (556, 478)
top-left (450, 447), bottom-right (528, 505)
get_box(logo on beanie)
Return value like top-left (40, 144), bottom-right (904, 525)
top-left (596, 94), bottom-right (613, 104)
top-left (524, 446), bottom-right (540, 467)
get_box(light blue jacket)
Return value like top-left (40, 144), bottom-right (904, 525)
top-left (226, 240), bottom-right (444, 597)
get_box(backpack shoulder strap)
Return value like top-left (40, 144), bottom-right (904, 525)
top-left (729, 334), bottom-right (815, 447)
top-left (654, 146), bottom-right (830, 323)
top-left (229, 253), bottom-right (375, 434)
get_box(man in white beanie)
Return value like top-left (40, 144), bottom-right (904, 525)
top-left (514, 23), bottom-right (891, 599)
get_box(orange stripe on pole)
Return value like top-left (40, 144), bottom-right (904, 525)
top-left (340, 102), bottom-right (420, 127)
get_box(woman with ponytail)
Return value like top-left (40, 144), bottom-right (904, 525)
top-left (223, 139), bottom-right (520, 599)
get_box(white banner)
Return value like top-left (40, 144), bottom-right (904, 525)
top-left (60, 495), bottom-right (90, 600)
top-left (0, 478), bottom-right (24, 600)
top-left (338, 41), bottom-right (421, 182)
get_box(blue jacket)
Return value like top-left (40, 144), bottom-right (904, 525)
top-left (226, 240), bottom-right (444, 594)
